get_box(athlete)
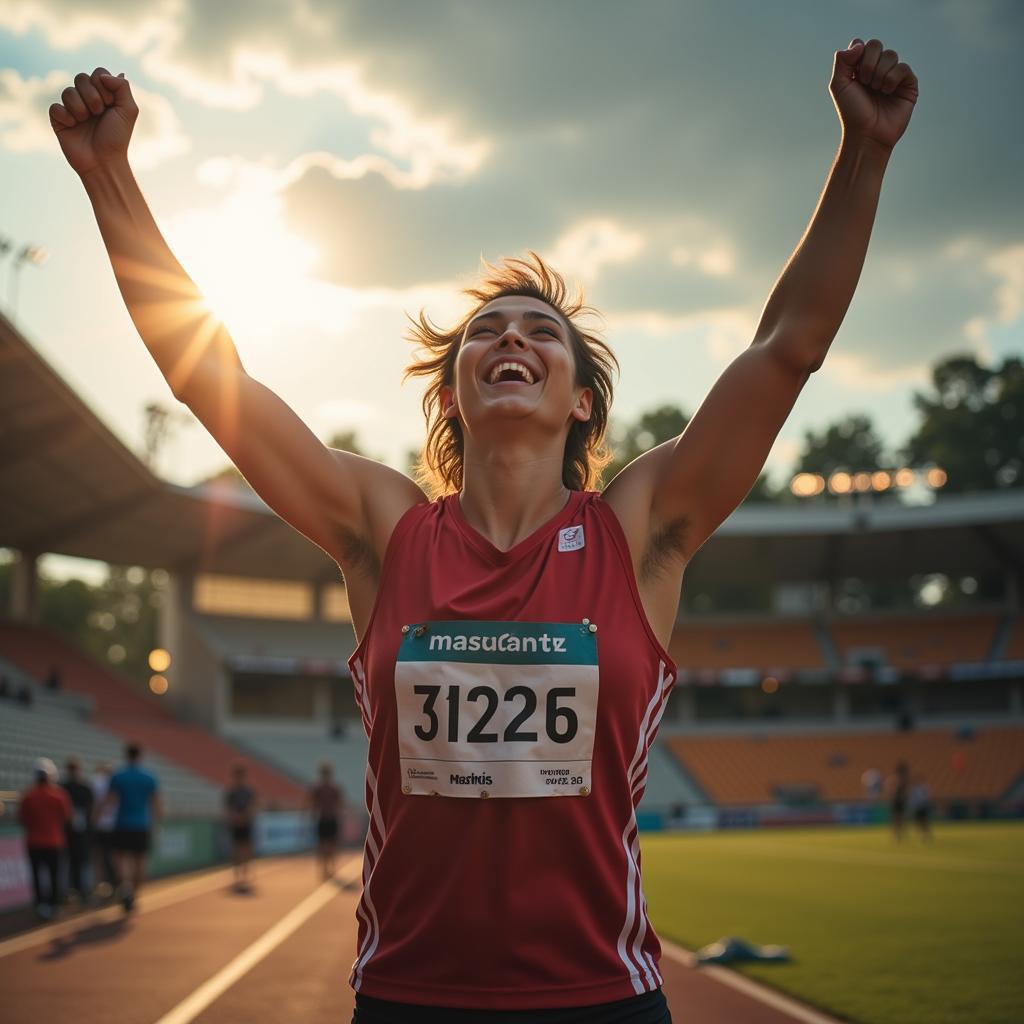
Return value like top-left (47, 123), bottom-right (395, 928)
top-left (99, 742), bottom-right (161, 912)
top-left (50, 38), bottom-right (917, 1022)
top-left (309, 762), bottom-right (345, 880)
top-left (887, 759), bottom-right (910, 842)
top-left (224, 762), bottom-right (258, 891)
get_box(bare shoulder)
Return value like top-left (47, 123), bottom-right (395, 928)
top-left (600, 441), bottom-right (682, 572)
top-left (600, 444), bottom-right (689, 651)
top-left (327, 449), bottom-right (429, 574)
top-left (327, 450), bottom-right (428, 642)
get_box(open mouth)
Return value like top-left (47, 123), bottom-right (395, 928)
top-left (484, 359), bottom-right (538, 386)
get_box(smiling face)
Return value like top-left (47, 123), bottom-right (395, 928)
top-left (440, 295), bottom-right (592, 442)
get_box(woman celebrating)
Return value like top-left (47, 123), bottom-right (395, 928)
top-left (50, 37), bottom-right (916, 1023)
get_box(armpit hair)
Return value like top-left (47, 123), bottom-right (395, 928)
top-left (639, 514), bottom-right (689, 583)
top-left (334, 526), bottom-right (380, 582)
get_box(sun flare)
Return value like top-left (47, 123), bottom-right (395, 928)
top-left (163, 179), bottom-right (340, 344)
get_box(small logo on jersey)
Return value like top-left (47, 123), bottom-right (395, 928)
top-left (558, 525), bottom-right (585, 552)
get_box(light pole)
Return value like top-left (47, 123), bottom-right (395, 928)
top-left (8, 243), bottom-right (48, 317)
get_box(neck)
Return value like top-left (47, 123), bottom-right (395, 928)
top-left (459, 448), bottom-right (573, 551)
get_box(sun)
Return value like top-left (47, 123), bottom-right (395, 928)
top-left (163, 179), bottom-right (324, 343)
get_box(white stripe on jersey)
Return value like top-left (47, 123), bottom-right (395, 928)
top-left (350, 656), bottom-right (373, 737)
top-left (349, 760), bottom-right (386, 989)
top-left (616, 659), bottom-right (673, 991)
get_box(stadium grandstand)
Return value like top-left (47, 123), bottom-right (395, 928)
top-left (2, 307), bottom-right (1023, 861)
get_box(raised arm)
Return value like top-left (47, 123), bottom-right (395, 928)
top-left (605, 39), bottom-right (919, 563)
top-left (50, 68), bottom-right (425, 576)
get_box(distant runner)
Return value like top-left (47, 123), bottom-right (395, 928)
top-left (224, 762), bottom-right (258, 891)
top-left (309, 762), bottom-right (344, 880)
top-left (18, 758), bottom-right (71, 919)
top-left (61, 756), bottom-right (95, 903)
top-left (90, 760), bottom-right (118, 898)
top-left (100, 742), bottom-right (160, 912)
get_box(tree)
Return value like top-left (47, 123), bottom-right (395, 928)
top-left (605, 404), bottom-right (690, 482)
top-left (904, 354), bottom-right (1023, 492)
top-left (199, 429), bottom-right (371, 492)
top-left (604, 403), bottom-right (777, 501)
top-left (325, 430), bottom-right (368, 456)
top-left (795, 413), bottom-right (887, 478)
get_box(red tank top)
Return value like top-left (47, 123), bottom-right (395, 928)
top-left (347, 490), bottom-right (677, 1009)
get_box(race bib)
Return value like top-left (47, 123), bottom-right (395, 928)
top-left (394, 620), bottom-right (599, 798)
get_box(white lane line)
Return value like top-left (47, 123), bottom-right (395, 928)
top-left (660, 939), bottom-right (842, 1024)
top-left (151, 870), bottom-right (351, 1024)
top-left (0, 859), bottom-right (292, 960)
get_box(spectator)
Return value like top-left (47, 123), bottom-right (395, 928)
top-left (99, 742), bottom-right (161, 913)
top-left (61, 757), bottom-right (94, 902)
top-left (18, 758), bottom-right (71, 919)
top-left (16, 683), bottom-right (33, 707)
top-left (91, 761), bottom-right (118, 898)
top-left (0, 673), bottom-right (10, 700)
top-left (45, 666), bottom-right (62, 691)
top-left (224, 762), bottom-right (258, 892)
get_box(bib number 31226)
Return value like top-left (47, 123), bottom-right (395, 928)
top-left (394, 620), bottom-right (599, 799)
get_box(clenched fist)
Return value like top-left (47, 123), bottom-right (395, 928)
top-left (49, 67), bottom-right (138, 178)
top-left (830, 38), bottom-right (919, 151)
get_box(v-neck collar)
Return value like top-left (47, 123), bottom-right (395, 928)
top-left (446, 489), bottom-right (587, 566)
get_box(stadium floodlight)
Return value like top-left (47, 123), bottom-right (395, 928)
top-left (148, 648), bottom-right (172, 672)
top-left (789, 472), bottom-right (826, 497)
top-left (7, 242), bottom-right (49, 317)
top-left (149, 675), bottom-right (169, 695)
top-left (791, 464), bottom-right (946, 501)
top-left (828, 471), bottom-right (853, 494)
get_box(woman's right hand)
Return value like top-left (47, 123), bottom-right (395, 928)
top-left (49, 66), bottom-right (138, 179)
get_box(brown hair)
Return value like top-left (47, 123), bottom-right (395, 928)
top-left (404, 251), bottom-right (618, 497)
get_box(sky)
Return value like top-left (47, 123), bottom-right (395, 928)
top-left (1, 0), bottom-right (1022, 584)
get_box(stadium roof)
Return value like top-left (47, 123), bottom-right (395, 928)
top-left (3, 312), bottom-right (1023, 588)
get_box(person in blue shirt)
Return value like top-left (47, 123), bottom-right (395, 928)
top-left (99, 742), bottom-right (161, 912)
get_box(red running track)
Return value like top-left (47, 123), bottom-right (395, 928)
top-left (0, 856), bottom-right (839, 1024)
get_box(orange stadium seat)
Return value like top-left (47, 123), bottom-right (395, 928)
top-left (664, 728), bottom-right (1024, 806)
top-left (669, 619), bottom-right (824, 673)
top-left (830, 612), bottom-right (1001, 670)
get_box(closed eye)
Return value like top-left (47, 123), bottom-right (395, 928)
top-left (470, 326), bottom-right (559, 338)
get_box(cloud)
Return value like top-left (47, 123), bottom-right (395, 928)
top-left (0, 0), bottom-right (173, 52)
top-left (4, 0), bottom-right (1022, 390)
top-left (0, 67), bottom-right (189, 169)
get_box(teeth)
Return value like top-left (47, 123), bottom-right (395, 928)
top-left (488, 360), bottom-right (535, 385)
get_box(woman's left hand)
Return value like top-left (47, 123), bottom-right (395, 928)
top-left (830, 38), bottom-right (919, 152)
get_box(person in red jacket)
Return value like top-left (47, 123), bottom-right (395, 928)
top-left (18, 758), bottom-right (72, 919)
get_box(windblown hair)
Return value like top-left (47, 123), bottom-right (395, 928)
top-left (404, 251), bottom-right (619, 497)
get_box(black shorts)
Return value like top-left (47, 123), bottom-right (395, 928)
top-left (317, 818), bottom-right (339, 842)
top-left (111, 829), bottom-right (150, 854)
top-left (352, 988), bottom-right (671, 1023)
top-left (231, 824), bottom-right (253, 844)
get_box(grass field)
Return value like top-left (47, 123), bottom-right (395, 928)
top-left (641, 822), bottom-right (1024, 1024)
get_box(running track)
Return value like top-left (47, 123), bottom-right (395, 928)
top-left (0, 855), bottom-right (840, 1023)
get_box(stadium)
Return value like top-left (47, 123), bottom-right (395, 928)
top-left (2, 306), bottom-right (1022, 1024)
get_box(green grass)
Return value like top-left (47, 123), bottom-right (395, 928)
top-left (641, 822), bottom-right (1024, 1024)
